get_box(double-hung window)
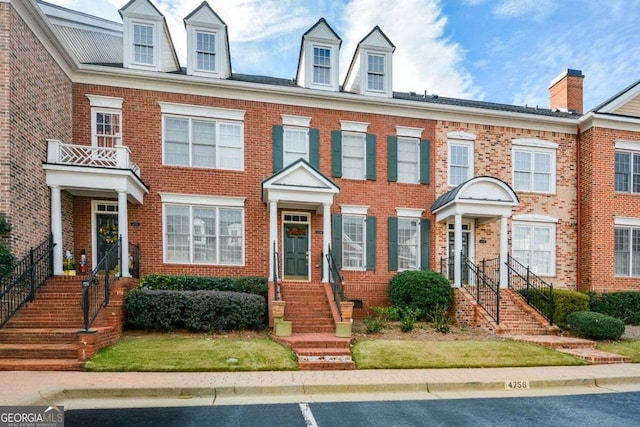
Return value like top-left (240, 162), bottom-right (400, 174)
top-left (397, 218), bottom-right (419, 270)
top-left (367, 54), bottom-right (385, 92)
top-left (615, 150), bottom-right (640, 193)
top-left (162, 195), bottom-right (244, 265)
top-left (614, 218), bottom-right (640, 276)
top-left (448, 137), bottom-right (474, 186)
top-left (397, 137), bottom-right (420, 183)
top-left (512, 139), bottom-right (557, 194)
top-left (133, 23), bottom-right (154, 65)
top-left (342, 215), bottom-right (365, 269)
top-left (313, 46), bottom-right (331, 85)
top-left (512, 217), bottom-right (556, 276)
top-left (161, 103), bottom-right (244, 170)
top-left (87, 95), bottom-right (124, 159)
top-left (196, 31), bottom-right (216, 72)
top-left (342, 133), bottom-right (366, 179)
top-left (283, 127), bottom-right (309, 167)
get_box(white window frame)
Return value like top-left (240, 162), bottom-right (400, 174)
top-left (160, 193), bottom-right (245, 266)
top-left (312, 44), bottom-right (332, 86)
top-left (340, 205), bottom-right (368, 271)
top-left (396, 209), bottom-right (423, 271)
top-left (194, 29), bottom-right (217, 73)
top-left (342, 131), bottom-right (366, 180)
top-left (512, 138), bottom-right (558, 194)
top-left (159, 103), bottom-right (245, 171)
top-left (397, 137), bottom-right (420, 184)
top-left (132, 21), bottom-right (155, 67)
top-left (613, 217), bottom-right (640, 276)
top-left (283, 126), bottom-right (309, 167)
top-left (512, 215), bottom-right (557, 276)
top-left (366, 53), bottom-right (385, 92)
top-left (614, 140), bottom-right (640, 194)
top-left (448, 139), bottom-right (474, 186)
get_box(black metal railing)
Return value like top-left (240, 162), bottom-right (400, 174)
top-left (272, 241), bottom-right (281, 301)
top-left (462, 255), bottom-right (500, 324)
top-left (506, 254), bottom-right (554, 325)
top-left (128, 242), bottom-right (140, 279)
top-left (0, 234), bottom-right (55, 328)
top-left (326, 245), bottom-right (345, 318)
top-left (82, 237), bottom-right (121, 331)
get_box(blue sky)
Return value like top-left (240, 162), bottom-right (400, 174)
top-left (46, 0), bottom-right (640, 112)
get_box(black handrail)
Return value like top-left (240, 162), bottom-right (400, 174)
top-left (325, 244), bottom-right (345, 318)
top-left (272, 241), bottom-right (281, 300)
top-left (82, 237), bottom-right (121, 331)
top-left (506, 254), bottom-right (554, 325)
top-left (462, 255), bottom-right (500, 324)
top-left (0, 234), bottom-right (55, 328)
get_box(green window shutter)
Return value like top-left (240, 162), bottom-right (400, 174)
top-left (309, 128), bottom-right (320, 169)
top-left (331, 131), bottom-right (342, 178)
top-left (273, 125), bottom-right (284, 173)
top-left (387, 136), bottom-right (397, 182)
top-left (420, 139), bottom-right (430, 184)
top-left (366, 216), bottom-right (377, 270)
top-left (366, 133), bottom-right (377, 180)
top-left (388, 217), bottom-right (398, 271)
top-left (332, 214), bottom-right (342, 269)
top-left (420, 219), bottom-right (431, 270)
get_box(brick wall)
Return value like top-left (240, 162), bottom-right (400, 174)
top-left (5, 4), bottom-right (72, 257)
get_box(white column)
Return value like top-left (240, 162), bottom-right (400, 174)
top-left (118, 191), bottom-right (130, 277)
top-left (51, 186), bottom-right (63, 275)
top-left (322, 203), bottom-right (331, 283)
top-left (268, 200), bottom-right (278, 281)
top-left (500, 215), bottom-right (509, 288)
top-left (453, 213), bottom-right (462, 287)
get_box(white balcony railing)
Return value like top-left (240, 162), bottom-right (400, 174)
top-left (47, 139), bottom-right (141, 178)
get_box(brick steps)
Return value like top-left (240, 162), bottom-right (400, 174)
top-left (0, 328), bottom-right (80, 344)
top-left (0, 358), bottom-right (83, 371)
top-left (274, 333), bottom-right (355, 370)
top-left (0, 343), bottom-right (78, 359)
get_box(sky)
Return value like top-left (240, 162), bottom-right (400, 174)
top-left (45, 0), bottom-right (640, 112)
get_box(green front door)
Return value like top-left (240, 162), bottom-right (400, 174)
top-left (284, 223), bottom-right (309, 280)
top-left (96, 213), bottom-right (118, 261)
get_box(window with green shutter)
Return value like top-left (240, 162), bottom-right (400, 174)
top-left (366, 216), bottom-right (376, 270)
top-left (272, 125), bottom-right (284, 173)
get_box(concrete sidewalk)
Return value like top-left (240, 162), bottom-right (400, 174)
top-left (4, 364), bottom-right (640, 409)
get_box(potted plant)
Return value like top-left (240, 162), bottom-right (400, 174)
top-left (63, 257), bottom-right (76, 276)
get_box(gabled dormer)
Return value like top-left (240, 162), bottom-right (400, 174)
top-left (296, 18), bottom-right (341, 92)
top-left (119, 0), bottom-right (180, 72)
top-left (184, 2), bottom-right (231, 79)
top-left (343, 26), bottom-right (395, 98)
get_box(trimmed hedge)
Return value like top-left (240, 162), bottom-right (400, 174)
top-left (139, 274), bottom-right (268, 297)
top-left (589, 292), bottom-right (640, 325)
top-left (566, 311), bottom-right (625, 340)
top-left (388, 270), bottom-right (452, 320)
top-left (553, 289), bottom-right (590, 330)
top-left (124, 288), bottom-right (267, 332)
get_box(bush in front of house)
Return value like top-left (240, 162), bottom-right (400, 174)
top-left (589, 291), bottom-right (640, 325)
top-left (566, 311), bottom-right (625, 340)
top-left (548, 289), bottom-right (590, 330)
top-left (139, 274), bottom-right (268, 297)
top-left (388, 270), bottom-right (452, 320)
top-left (0, 241), bottom-right (15, 278)
top-left (183, 291), bottom-right (266, 332)
top-left (124, 288), bottom-right (267, 332)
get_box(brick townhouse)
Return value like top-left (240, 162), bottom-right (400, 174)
top-left (2, 0), bottom-right (640, 320)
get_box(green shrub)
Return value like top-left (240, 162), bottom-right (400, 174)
top-left (363, 317), bottom-right (382, 334)
top-left (124, 289), bottom-right (186, 331)
top-left (139, 274), bottom-right (268, 297)
top-left (566, 311), bottom-right (625, 340)
top-left (370, 306), bottom-right (399, 324)
top-left (388, 270), bottom-right (452, 320)
top-left (553, 289), bottom-right (590, 329)
top-left (0, 243), bottom-right (15, 278)
top-left (589, 292), bottom-right (640, 325)
top-left (183, 291), bottom-right (266, 332)
top-left (124, 289), bottom-right (267, 332)
top-left (399, 307), bottom-right (421, 332)
top-left (429, 304), bottom-right (451, 334)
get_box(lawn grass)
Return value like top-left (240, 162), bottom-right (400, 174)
top-left (84, 335), bottom-right (298, 372)
top-left (598, 340), bottom-right (640, 363)
top-left (351, 339), bottom-right (588, 369)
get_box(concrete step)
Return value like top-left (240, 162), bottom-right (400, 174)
top-left (0, 358), bottom-right (83, 371)
top-left (0, 343), bottom-right (78, 359)
top-left (556, 348), bottom-right (633, 364)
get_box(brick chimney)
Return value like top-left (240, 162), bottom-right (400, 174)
top-left (549, 69), bottom-right (584, 114)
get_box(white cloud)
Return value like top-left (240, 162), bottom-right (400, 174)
top-left (493, 0), bottom-right (557, 20)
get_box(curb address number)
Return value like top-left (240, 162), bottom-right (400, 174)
top-left (505, 380), bottom-right (530, 390)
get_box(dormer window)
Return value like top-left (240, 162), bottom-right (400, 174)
top-left (196, 30), bottom-right (216, 72)
top-left (367, 54), bottom-right (385, 91)
top-left (133, 22), bottom-right (154, 65)
top-left (313, 46), bottom-right (331, 85)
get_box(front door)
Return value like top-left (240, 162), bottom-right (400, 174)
top-left (448, 223), bottom-right (470, 282)
top-left (96, 213), bottom-right (118, 262)
top-left (283, 223), bottom-right (309, 281)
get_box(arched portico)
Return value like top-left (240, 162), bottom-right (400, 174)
top-left (431, 176), bottom-right (519, 287)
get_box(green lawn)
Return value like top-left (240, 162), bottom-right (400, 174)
top-left (598, 340), bottom-right (640, 363)
top-left (84, 335), bottom-right (298, 372)
top-left (352, 339), bottom-right (588, 369)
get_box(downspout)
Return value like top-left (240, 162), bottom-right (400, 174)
top-left (576, 124), bottom-right (582, 291)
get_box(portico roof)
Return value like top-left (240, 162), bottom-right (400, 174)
top-left (431, 176), bottom-right (519, 222)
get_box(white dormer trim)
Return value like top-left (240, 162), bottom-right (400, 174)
top-left (340, 120), bottom-right (369, 132)
top-left (343, 26), bottom-right (395, 98)
top-left (184, 3), bottom-right (230, 79)
top-left (281, 114), bottom-right (312, 127)
top-left (396, 126), bottom-right (423, 138)
top-left (297, 19), bottom-right (341, 92)
top-left (123, 17), bottom-right (162, 71)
